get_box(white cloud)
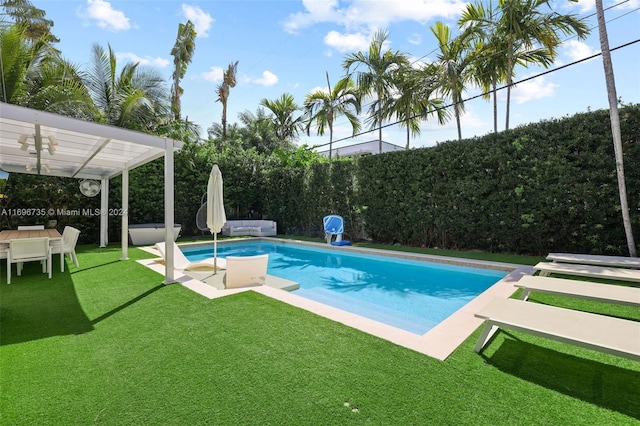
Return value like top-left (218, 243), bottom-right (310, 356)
top-left (284, 0), bottom-right (341, 34)
top-left (509, 75), bottom-right (559, 104)
top-left (202, 66), bottom-right (224, 83)
top-left (116, 52), bottom-right (169, 67)
top-left (573, 0), bottom-right (595, 13)
top-left (324, 31), bottom-right (370, 53)
top-left (569, 0), bottom-right (639, 15)
top-left (409, 55), bottom-right (433, 67)
top-left (621, 0), bottom-right (640, 9)
top-left (182, 4), bottom-right (214, 38)
top-left (562, 40), bottom-right (598, 62)
top-left (284, 0), bottom-right (467, 34)
top-left (309, 85), bottom-right (329, 95)
top-left (81, 0), bottom-right (131, 32)
top-left (408, 33), bottom-right (422, 45)
top-left (458, 106), bottom-right (487, 129)
top-left (242, 71), bottom-right (278, 87)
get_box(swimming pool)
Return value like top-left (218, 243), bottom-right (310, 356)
top-left (182, 241), bottom-right (507, 335)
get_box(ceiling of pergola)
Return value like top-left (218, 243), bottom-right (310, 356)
top-left (0, 102), bottom-right (182, 180)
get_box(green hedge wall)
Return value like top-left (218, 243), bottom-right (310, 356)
top-left (354, 105), bottom-right (640, 255)
top-left (2, 105), bottom-right (637, 255)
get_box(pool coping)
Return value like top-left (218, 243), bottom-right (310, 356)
top-left (138, 238), bottom-right (535, 361)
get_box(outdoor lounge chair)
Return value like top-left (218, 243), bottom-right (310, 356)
top-left (546, 253), bottom-right (640, 268)
top-left (223, 254), bottom-right (269, 289)
top-left (534, 261), bottom-right (640, 283)
top-left (155, 242), bottom-right (226, 271)
top-left (515, 275), bottom-right (640, 307)
top-left (474, 298), bottom-right (640, 361)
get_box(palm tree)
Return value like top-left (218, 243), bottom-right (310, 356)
top-left (170, 20), bottom-right (196, 120)
top-left (343, 29), bottom-right (410, 153)
top-left (467, 40), bottom-right (506, 134)
top-left (303, 72), bottom-right (361, 160)
top-left (494, 0), bottom-right (589, 130)
top-left (459, 1), bottom-right (553, 133)
top-left (1, 0), bottom-right (59, 43)
top-left (459, 2), bottom-right (508, 134)
top-left (594, 0), bottom-right (636, 256)
top-left (237, 108), bottom-right (280, 154)
top-left (382, 62), bottom-right (450, 149)
top-left (216, 60), bottom-right (238, 143)
top-left (0, 22), bottom-right (49, 103)
top-left (259, 93), bottom-right (304, 148)
top-left (430, 22), bottom-right (470, 141)
top-left (22, 55), bottom-right (95, 118)
top-left (84, 43), bottom-right (168, 131)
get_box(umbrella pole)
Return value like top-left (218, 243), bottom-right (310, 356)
top-left (213, 232), bottom-right (218, 275)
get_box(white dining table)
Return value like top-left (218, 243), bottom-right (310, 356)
top-left (1, 229), bottom-right (62, 282)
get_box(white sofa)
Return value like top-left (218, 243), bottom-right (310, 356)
top-left (221, 220), bottom-right (277, 237)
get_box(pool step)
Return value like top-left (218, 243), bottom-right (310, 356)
top-left (293, 287), bottom-right (437, 335)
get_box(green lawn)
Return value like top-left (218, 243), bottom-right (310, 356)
top-left (1, 244), bottom-right (639, 425)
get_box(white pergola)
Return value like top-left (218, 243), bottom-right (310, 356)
top-left (0, 102), bottom-right (183, 283)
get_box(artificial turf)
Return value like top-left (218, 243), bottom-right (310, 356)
top-left (1, 245), bottom-right (639, 425)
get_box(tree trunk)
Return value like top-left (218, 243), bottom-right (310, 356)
top-left (406, 106), bottom-right (410, 149)
top-left (454, 96), bottom-right (462, 141)
top-left (221, 102), bottom-right (227, 142)
top-left (505, 57), bottom-right (513, 131)
top-left (406, 125), bottom-right (410, 150)
top-left (492, 81), bottom-right (498, 133)
top-left (377, 87), bottom-right (383, 153)
top-left (595, 0), bottom-right (636, 256)
top-left (329, 128), bottom-right (333, 161)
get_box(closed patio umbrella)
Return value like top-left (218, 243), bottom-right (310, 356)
top-left (206, 164), bottom-right (226, 274)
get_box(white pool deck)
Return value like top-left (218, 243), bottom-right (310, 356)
top-left (138, 238), bottom-right (534, 361)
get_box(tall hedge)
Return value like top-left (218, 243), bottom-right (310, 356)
top-left (2, 105), bottom-right (638, 255)
top-left (354, 105), bottom-right (639, 254)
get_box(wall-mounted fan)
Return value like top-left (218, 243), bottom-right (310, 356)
top-left (79, 179), bottom-right (100, 197)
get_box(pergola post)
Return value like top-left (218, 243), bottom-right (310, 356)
top-left (164, 138), bottom-right (175, 284)
top-left (99, 179), bottom-right (109, 247)
top-left (120, 168), bottom-right (129, 260)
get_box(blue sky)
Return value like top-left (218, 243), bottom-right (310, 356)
top-left (29, 0), bottom-right (640, 151)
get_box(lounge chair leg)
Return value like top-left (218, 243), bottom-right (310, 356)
top-left (519, 289), bottom-right (531, 301)
top-left (474, 322), bottom-right (499, 353)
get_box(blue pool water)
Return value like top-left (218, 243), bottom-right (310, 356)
top-left (182, 241), bottom-right (507, 335)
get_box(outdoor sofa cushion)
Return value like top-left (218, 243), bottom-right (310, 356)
top-left (221, 220), bottom-right (277, 237)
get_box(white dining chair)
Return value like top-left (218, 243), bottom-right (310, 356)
top-left (50, 226), bottom-right (81, 272)
top-left (17, 225), bottom-right (45, 230)
top-left (7, 237), bottom-right (51, 284)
